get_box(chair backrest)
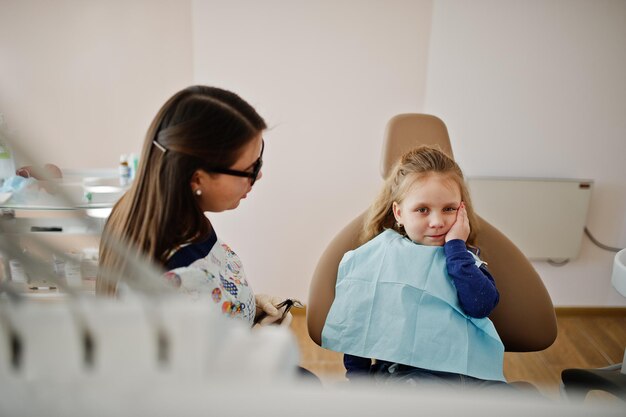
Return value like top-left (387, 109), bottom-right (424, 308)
top-left (307, 113), bottom-right (557, 352)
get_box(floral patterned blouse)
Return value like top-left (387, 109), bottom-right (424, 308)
top-left (163, 229), bottom-right (256, 325)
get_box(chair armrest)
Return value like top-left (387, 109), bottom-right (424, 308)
top-left (307, 212), bottom-right (366, 346)
top-left (478, 216), bottom-right (557, 351)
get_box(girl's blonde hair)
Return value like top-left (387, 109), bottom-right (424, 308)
top-left (360, 145), bottom-right (479, 246)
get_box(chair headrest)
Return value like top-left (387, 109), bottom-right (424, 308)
top-left (380, 114), bottom-right (453, 179)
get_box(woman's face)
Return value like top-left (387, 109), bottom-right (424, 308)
top-left (191, 133), bottom-right (264, 212)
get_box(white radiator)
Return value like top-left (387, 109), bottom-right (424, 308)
top-left (467, 177), bottom-right (593, 261)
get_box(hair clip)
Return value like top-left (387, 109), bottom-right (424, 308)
top-left (152, 140), bottom-right (167, 154)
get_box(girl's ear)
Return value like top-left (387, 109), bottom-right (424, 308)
top-left (392, 201), bottom-right (402, 222)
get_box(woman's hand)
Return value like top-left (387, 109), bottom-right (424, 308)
top-left (445, 201), bottom-right (470, 243)
top-left (254, 294), bottom-right (292, 326)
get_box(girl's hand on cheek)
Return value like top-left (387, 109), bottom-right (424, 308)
top-left (445, 202), bottom-right (470, 243)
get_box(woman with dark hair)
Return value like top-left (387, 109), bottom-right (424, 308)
top-left (97, 85), bottom-right (287, 326)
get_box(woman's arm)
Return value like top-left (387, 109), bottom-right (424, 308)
top-left (444, 239), bottom-right (499, 318)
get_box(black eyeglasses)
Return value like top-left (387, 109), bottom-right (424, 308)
top-left (205, 140), bottom-right (264, 186)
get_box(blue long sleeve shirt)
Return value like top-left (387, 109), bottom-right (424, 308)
top-left (343, 239), bottom-right (499, 378)
top-left (443, 239), bottom-right (499, 318)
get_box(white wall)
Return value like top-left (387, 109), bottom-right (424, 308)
top-left (0, 0), bottom-right (194, 169)
top-left (424, 0), bottom-right (626, 306)
top-left (191, 0), bottom-right (433, 300)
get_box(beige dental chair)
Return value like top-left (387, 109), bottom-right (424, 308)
top-left (307, 114), bottom-right (557, 355)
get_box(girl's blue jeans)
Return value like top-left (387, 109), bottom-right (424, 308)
top-left (371, 361), bottom-right (512, 391)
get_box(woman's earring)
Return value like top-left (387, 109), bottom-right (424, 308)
top-left (396, 222), bottom-right (403, 229)
top-left (195, 189), bottom-right (202, 196)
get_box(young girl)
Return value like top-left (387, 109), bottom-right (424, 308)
top-left (322, 145), bottom-right (506, 386)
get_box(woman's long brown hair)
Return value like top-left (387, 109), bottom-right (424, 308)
top-left (97, 86), bottom-right (266, 295)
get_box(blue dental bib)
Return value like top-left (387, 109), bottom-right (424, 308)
top-left (322, 229), bottom-right (505, 382)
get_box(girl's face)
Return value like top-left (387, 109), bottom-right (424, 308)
top-left (392, 173), bottom-right (461, 246)
top-left (191, 133), bottom-right (264, 212)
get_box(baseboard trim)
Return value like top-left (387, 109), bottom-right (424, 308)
top-left (555, 307), bottom-right (626, 316)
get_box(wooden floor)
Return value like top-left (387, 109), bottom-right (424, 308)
top-left (289, 309), bottom-right (626, 400)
